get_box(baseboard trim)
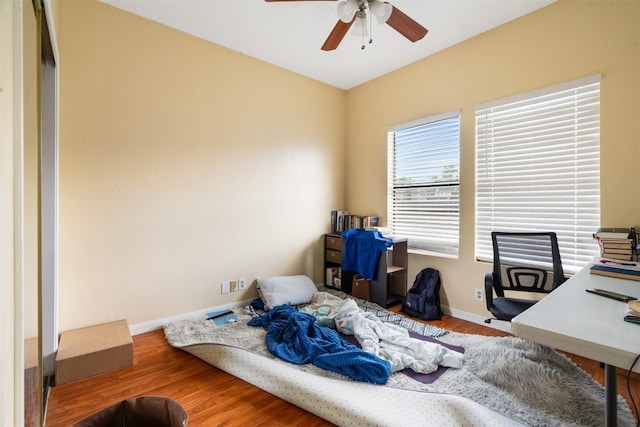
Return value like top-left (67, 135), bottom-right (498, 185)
top-left (129, 298), bottom-right (254, 336)
top-left (130, 300), bottom-right (512, 336)
top-left (442, 305), bottom-right (513, 334)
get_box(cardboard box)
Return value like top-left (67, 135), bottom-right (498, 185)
top-left (24, 337), bottom-right (39, 395)
top-left (55, 319), bottom-right (133, 385)
top-left (352, 274), bottom-right (371, 301)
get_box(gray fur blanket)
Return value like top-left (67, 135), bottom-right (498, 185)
top-left (165, 310), bottom-right (635, 427)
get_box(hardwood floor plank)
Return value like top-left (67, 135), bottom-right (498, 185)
top-left (45, 311), bottom-right (639, 426)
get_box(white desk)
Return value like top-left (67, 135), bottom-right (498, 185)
top-left (512, 265), bottom-right (640, 426)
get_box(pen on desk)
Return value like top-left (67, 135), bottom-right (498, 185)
top-left (600, 259), bottom-right (637, 266)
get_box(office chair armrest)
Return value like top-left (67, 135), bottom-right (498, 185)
top-left (484, 272), bottom-right (494, 311)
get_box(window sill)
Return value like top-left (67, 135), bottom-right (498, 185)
top-left (408, 248), bottom-right (458, 260)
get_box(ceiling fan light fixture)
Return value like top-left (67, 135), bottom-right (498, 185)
top-left (265, 0), bottom-right (428, 52)
top-left (350, 12), bottom-right (368, 37)
top-left (370, 0), bottom-right (392, 24)
top-left (337, 0), bottom-right (359, 23)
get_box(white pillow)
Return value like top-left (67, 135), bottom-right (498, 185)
top-left (257, 275), bottom-right (317, 309)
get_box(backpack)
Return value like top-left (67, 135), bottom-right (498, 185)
top-left (401, 268), bottom-right (442, 320)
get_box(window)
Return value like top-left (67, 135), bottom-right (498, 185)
top-left (387, 111), bottom-right (460, 256)
top-left (475, 75), bottom-right (601, 273)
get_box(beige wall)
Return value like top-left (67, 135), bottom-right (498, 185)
top-left (1, 1), bottom-right (18, 424)
top-left (346, 0), bottom-right (640, 316)
top-left (56, 0), bottom-right (639, 331)
top-left (57, 1), bottom-right (346, 331)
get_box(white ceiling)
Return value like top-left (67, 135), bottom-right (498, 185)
top-left (99, 0), bottom-right (555, 90)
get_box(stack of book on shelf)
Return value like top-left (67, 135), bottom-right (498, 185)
top-left (325, 266), bottom-right (341, 289)
top-left (330, 210), bottom-right (379, 234)
top-left (590, 257), bottom-right (640, 281)
top-left (594, 227), bottom-right (634, 261)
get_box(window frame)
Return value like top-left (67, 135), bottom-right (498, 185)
top-left (387, 111), bottom-right (461, 257)
top-left (474, 75), bottom-right (601, 273)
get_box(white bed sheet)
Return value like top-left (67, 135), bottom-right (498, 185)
top-left (183, 343), bottom-right (522, 427)
top-left (164, 290), bottom-right (635, 427)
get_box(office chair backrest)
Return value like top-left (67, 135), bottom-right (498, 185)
top-left (492, 232), bottom-right (565, 294)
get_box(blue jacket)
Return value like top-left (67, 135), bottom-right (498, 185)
top-left (342, 228), bottom-right (393, 280)
top-left (248, 304), bottom-right (391, 384)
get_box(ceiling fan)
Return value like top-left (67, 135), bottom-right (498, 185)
top-left (265, 0), bottom-right (428, 51)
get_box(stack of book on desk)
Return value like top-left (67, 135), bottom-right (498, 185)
top-left (594, 228), bottom-right (634, 260)
top-left (590, 257), bottom-right (640, 281)
top-left (625, 301), bottom-right (640, 324)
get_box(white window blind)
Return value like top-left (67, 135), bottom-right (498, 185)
top-left (388, 112), bottom-right (460, 256)
top-left (475, 75), bottom-right (601, 273)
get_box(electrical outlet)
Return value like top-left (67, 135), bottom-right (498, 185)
top-left (474, 288), bottom-right (484, 301)
top-left (221, 281), bottom-right (230, 294)
top-left (230, 280), bottom-right (238, 292)
top-left (238, 277), bottom-right (247, 290)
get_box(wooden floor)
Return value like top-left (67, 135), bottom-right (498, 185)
top-left (46, 307), bottom-right (639, 426)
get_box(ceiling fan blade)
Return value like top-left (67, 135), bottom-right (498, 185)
top-left (321, 19), bottom-right (354, 51)
top-left (386, 6), bottom-right (428, 42)
top-left (265, 0), bottom-right (336, 2)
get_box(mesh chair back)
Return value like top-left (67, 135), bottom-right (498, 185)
top-left (493, 232), bottom-right (565, 294)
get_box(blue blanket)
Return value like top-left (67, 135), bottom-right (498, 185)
top-left (248, 305), bottom-right (391, 384)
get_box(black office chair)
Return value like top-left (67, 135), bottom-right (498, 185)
top-left (484, 232), bottom-right (566, 323)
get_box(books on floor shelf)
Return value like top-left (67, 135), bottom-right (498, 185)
top-left (330, 210), bottom-right (379, 234)
top-left (330, 210), bottom-right (349, 234)
top-left (325, 266), bottom-right (342, 289)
